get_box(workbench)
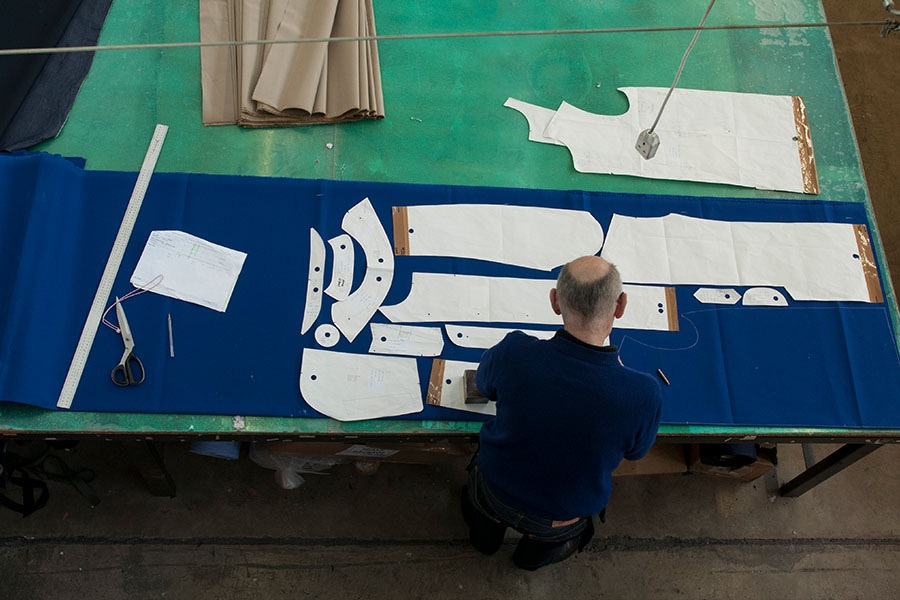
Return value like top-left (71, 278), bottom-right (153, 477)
top-left (2, 1), bottom-right (897, 497)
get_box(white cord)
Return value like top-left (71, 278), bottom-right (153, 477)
top-left (647, 0), bottom-right (718, 134)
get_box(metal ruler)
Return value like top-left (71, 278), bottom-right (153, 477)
top-left (57, 124), bottom-right (169, 409)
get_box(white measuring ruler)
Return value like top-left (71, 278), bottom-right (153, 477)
top-left (57, 124), bottom-right (169, 409)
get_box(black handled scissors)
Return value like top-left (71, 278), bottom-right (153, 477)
top-left (111, 298), bottom-right (145, 386)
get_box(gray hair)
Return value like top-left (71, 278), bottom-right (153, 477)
top-left (556, 260), bottom-right (623, 325)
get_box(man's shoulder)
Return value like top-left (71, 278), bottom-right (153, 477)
top-left (510, 329), bottom-right (543, 341)
top-left (496, 329), bottom-right (547, 350)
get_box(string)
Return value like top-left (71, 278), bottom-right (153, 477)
top-left (101, 274), bottom-right (164, 333)
top-left (0, 20), bottom-right (891, 57)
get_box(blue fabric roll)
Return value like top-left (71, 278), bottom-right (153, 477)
top-left (1, 151), bottom-right (899, 429)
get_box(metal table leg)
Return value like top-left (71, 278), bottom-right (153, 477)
top-left (123, 441), bottom-right (177, 498)
top-left (779, 443), bottom-right (882, 497)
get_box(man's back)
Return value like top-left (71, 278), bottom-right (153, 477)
top-left (476, 330), bottom-right (662, 519)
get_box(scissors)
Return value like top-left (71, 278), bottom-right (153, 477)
top-left (111, 298), bottom-right (145, 387)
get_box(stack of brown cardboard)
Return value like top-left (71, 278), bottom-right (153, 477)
top-left (199, 0), bottom-right (384, 127)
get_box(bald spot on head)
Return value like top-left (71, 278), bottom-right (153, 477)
top-left (555, 256), bottom-right (622, 329)
top-left (566, 256), bottom-right (612, 282)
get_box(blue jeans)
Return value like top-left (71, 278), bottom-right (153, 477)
top-left (462, 456), bottom-right (598, 569)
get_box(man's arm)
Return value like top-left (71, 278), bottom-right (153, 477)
top-left (475, 342), bottom-right (501, 402)
top-left (623, 388), bottom-right (663, 461)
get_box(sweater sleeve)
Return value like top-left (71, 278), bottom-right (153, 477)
top-left (475, 345), bottom-right (498, 401)
top-left (475, 333), bottom-right (514, 402)
top-left (623, 384), bottom-right (663, 461)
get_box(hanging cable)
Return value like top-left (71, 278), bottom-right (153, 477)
top-left (635, 0), bottom-right (717, 160)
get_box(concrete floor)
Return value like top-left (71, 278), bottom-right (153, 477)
top-left (1, 441), bottom-right (899, 598)
top-left (3, 3), bottom-right (900, 598)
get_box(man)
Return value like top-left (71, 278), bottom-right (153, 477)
top-left (461, 255), bottom-right (662, 570)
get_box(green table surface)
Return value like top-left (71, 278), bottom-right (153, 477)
top-left (4, 0), bottom-right (897, 440)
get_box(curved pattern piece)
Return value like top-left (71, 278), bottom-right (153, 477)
top-left (331, 198), bottom-right (394, 342)
top-left (380, 274), bottom-right (676, 331)
top-left (380, 273), bottom-right (557, 324)
top-left (445, 325), bottom-right (555, 349)
top-left (368, 323), bottom-right (443, 356)
top-left (394, 204), bottom-right (603, 271)
top-left (602, 213), bottom-right (874, 302)
top-left (507, 88), bottom-right (817, 194)
top-left (314, 323), bottom-right (340, 347)
top-left (503, 98), bottom-right (564, 145)
top-left (693, 288), bottom-right (741, 305)
top-left (299, 348), bottom-right (422, 421)
top-left (300, 228), bottom-right (326, 334)
top-left (743, 287), bottom-right (789, 306)
top-left (325, 233), bottom-right (354, 301)
top-left (425, 359), bottom-right (495, 416)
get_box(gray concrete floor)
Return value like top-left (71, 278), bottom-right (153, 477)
top-left (3, 3), bottom-right (900, 598)
top-left (1, 441), bottom-right (899, 598)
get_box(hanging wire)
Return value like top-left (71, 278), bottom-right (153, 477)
top-left (646, 0), bottom-right (717, 135)
top-left (0, 20), bottom-right (893, 58)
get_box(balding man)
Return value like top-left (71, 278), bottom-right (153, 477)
top-left (461, 256), bottom-right (662, 570)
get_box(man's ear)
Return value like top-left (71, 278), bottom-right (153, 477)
top-left (614, 292), bottom-right (627, 319)
top-left (550, 288), bottom-right (562, 315)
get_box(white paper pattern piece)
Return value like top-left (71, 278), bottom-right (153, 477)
top-left (693, 288), bottom-right (741, 305)
top-left (299, 348), bottom-right (422, 421)
top-left (301, 229), bottom-right (326, 334)
top-left (314, 323), bottom-right (340, 347)
top-left (503, 98), bottom-right (564, 146)
top-left (325, 234), bottom-right (354, 301)
top-left (130, 230), bottom-right (247, 312)
top-left (445, 325), bottom-right (556, 349)
top-left (743, 287), bottom-right (789, 306)
top-left (430, 360), bottom-right (496, 417)
top-left (617, 285), bottom-right (677, 331)
top-left (601, 213), bottom-right (871, 302)
top-left (398, 204), bottom-right (603, 271)
top-left (506, 87), bottom-right (818, 194)
top-left (368, 323), bottom-right (444, 356)
top-left (381, 273), bottom-right (558, 324)
top-left (381, 274), bottom-right (675, 331)
top-left (331, 198), bottom-right (394, 342)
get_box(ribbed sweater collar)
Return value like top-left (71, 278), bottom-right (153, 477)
top-left (553, 328), bottom-right (618, 355)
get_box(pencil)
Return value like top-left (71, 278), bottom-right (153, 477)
top-left (656, 368), bottom-right (670, 386)
top-left (168, 313), bottom-right (174, 358)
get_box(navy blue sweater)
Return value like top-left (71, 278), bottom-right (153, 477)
top-left (476, 330), bottom-right (662, 520)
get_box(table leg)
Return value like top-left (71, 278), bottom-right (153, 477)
top-left (123, 441), bottom-right (176, 498)
top-left (779, 443), bottom-right (881, 497)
